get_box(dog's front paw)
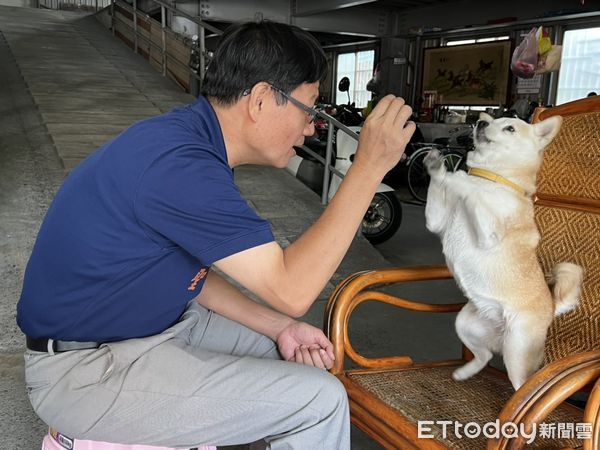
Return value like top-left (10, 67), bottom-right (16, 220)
top-left (423, 149), bottom-right (445, 177)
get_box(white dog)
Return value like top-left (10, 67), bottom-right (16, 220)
top-left (424, 113), bottom-right (584, 390)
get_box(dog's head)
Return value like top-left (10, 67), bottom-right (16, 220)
top-left (470, 112), bottom-right (563, 172)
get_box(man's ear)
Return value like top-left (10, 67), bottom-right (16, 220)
top-left (246, 82), bottom-right (271, 122)
top-left (533, 116), bottom-right (563, 147)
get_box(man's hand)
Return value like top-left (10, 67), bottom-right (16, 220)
top-left (353, 95), bottom-right (415, 179)
top-left (276, 321), bottom-right (335, 370)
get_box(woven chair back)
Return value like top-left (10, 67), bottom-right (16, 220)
top-left (533, 96), bottom-right (600, 365)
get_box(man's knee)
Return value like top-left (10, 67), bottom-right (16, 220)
top-left (308, 370), bottom-right (348, 416)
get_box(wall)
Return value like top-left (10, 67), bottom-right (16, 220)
top-left (0, 0), bottom-right (37, 6)
top-left (378, 4), bottom-right (600, 108)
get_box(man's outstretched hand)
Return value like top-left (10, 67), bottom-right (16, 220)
top-left (276, 321), bottom-right (335, 370)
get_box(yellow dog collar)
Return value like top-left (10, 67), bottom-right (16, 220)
top-left (467, 167), bottom-right (528, 196)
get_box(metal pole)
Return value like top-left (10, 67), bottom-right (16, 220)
top-left (548, 24), bottom-right (563, 106)
top-left (161, 5), bottom-right (166, 76)
top-left (410, 35), bottom-right (422, 110)
top-left (199, 25), bottom-right (205, 90)
top-left (110, 0), bottom-right (115, 36)
top-left (133, 0), bottom-right (138, 54)
top-left (321, 120), bottom-right (335, 205)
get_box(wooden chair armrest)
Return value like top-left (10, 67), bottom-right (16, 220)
top-left (325, 265), bottom-right (465, 374)
top-left (487, 350), bottom-right (600, 449)
top-left (584, 377), bottom-right (600, 450)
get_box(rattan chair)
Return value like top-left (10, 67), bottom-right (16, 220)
top-left (325, 96), bottom-right (600, 449)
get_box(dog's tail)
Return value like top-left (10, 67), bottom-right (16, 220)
top-left (548, 262), bottom-right (584, 316)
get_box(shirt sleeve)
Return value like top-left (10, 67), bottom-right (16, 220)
top-left (134, 146), bottom-right (274, 265)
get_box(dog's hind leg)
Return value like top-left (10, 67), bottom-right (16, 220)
top-left (502, 311), bottom-right (550, 390)
top-left (452, 302), bottom-right (502, 381)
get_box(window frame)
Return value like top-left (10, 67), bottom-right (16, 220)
top-left (334, 48), bottom-right (376, 109)
top-left (553, 25), bottom-right (600, 105)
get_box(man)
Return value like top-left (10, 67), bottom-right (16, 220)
top-left (17, 21), bottom-right (414, 449)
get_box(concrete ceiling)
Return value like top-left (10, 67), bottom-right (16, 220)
top-left (293, 0), bottom-right (459, 16)
top-left (169, 0), bottom-right (598, 45)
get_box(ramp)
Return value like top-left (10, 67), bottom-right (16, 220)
top-left (0, 6), bottom-right (390, 448)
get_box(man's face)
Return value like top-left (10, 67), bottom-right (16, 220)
top-left (256, 82), bottom-right (319, 168)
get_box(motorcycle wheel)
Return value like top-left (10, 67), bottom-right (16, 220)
top-left (362, 192), bottom-right (402, 245)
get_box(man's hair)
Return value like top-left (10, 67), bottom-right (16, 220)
top-left (201, 21), bottom-right (327, 105)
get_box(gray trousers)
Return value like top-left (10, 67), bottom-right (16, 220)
top-left (24, 301), bottom-right (350, 449)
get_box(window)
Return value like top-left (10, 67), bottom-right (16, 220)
top-left (335, 50), bottom-right (375, 108)
top-left (446, 36), bottom-right (509, 46)
top-left (556, 27), bottom-right (600, 105)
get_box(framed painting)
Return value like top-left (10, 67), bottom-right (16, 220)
top-left (422, 41), bottom-right (512, 105)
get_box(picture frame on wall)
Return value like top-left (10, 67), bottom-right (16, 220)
top-left (422, 41), bottom-right (512, 106)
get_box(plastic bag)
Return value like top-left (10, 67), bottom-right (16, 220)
top-left (511, 27), bottom-right (538, 79)
top-left (536, 26), bottom-right (552, 56)
top-left (536, 45), bottom-right (562, 74)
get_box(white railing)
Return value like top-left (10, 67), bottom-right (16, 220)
top-left (107, 0), bottom-right (221, 94)
top-left (39, 0), bottom-right (110, 12)
top-left (296, 113), bottom-right (359, 205)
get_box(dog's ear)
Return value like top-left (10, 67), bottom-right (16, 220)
top-left (533, 116), bottom-right (563, 148)
top-left (479, 112), bottom-right (494, 122)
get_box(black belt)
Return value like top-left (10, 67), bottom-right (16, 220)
top-left (26, 336), bottom-right (101, 353)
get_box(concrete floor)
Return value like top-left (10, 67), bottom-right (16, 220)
top-left (0, 5), bottom-right (466, 449)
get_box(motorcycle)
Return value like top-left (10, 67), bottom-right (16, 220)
top-left (285, 77), bottom-right (402, 245)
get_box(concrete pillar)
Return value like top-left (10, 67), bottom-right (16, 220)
top-left (379, 37), bottom-right (410, 101)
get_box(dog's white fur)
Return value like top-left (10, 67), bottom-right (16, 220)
top-left (424, 113), bottom-right (584, 390)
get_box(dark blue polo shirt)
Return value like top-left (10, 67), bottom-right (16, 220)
top-left (17, 97), bottom-right (274, 342)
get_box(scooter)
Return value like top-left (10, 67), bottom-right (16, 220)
top-left (286, 77), bottom-right (402, 245)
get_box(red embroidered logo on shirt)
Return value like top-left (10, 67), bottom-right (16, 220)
top-left (187, 268), bottom-right (208, 291)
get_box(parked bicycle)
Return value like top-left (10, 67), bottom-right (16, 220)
top-left (405, 125), bottom-right (475, 204)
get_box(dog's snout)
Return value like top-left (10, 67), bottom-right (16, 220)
top-left (476, 120), bottom-right (489, 130)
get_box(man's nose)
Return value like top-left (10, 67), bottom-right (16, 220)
top-left (303, 121), bottom-right (315, 136)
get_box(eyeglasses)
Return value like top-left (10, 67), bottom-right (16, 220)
top-left (242, 85), bottom-right (319, 124)
top-left (270, 85), bottom-right (319, 124)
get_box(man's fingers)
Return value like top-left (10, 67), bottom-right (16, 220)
top-left (326, 347), bottom-right (335, 362)
top-left (367, 94), bottom-right (396, 119)
top-left (308, 348), bottom-right (326, 369)
top-left (313, 335), bottom-right (335, 361)
top-left (294, 347), bottom-right (303, 365)
top-left (381, 97), bottom-right (407, 127)
top-left (317, 339), bottom-right (335, 362)
top-left (393, 104), bottom-right (414, 129)
top-left (300, 345), bottom-right (313, 366)
top-left (369, 96), bottom-right (415, 147)
top-left (292, 345), bottom-right (333, 370)
top-left (401, 120), bottom-right (417, 141)
top-left (319, 348), bottom-right (334, 370)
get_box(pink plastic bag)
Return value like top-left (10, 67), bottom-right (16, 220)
top-left (511, 27), bottom-right (538, 79)
top-left (42, 431), bottom-right (216, 450)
